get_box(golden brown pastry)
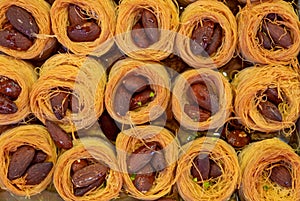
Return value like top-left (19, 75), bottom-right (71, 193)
top-left (176, 137), bottom-right (241, 201)
top-left (51, 0), bottom-right (116, 56)
top-left (0, 0), bottom-right (56, 60)
top-left (53, 137), bottom-right (122, 201)
top-left (0, 55), bottom-right (37, 125)
top-left (237, 0), bottom-right (300, 65)
top-left (105, 58), bottom-right (171, 125)
top-left (176, 0), bottom-right (237, 68)
top-left (115, 0), bottom-right (179, 61)
top-left (116, 125), bottom-right (178, 200)
top-left (0, 125), bottom-right (57, 197)
top-left (231, 64), bottom-right (300, 135)
top-left (30, 54), bottom-right (106, 132)
top-left (239, 138), bottom-right (300, 201)
top-left (172, 68), bottom-right (232, 131)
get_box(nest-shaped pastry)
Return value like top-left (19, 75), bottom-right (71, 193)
top-left (51, 0), bottom-right (116, 56)
top-left (30, 54), bottom-right (106, 132)
top-left (115, 0), bottom-right (179, 61)
top-left (172, 68), bottom-right (232, 131)
top-left (115, 125), bottom-right (179, 200)
top-left (53, 137), bottom-right (123, 201)
top-left (0, 0), bottom-right (55, 60)
top-left (0, 125), bottom-right (57, 197)
top-left (105, 58), bottom-right (171, 125)
top-left (231, 65), bottom-right (300, 134)
top-left (239, 138), bottom-right (300, 201)
top-left (176, 137), bottom-right (241, 201)
top-left (0, 55), bottom-right (37, 125)
top-left (176, 0), bottom-right (237, 68)
top-left (237, 0), bottom-right (300, 65)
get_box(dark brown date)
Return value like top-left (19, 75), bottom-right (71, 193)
top-left (151, 150), bottom-right (166, 172)
top-left (50, 91), bottom-right (69, 120)
top-left (0, 28), bottom-right (33, 51)
top-left (191, 154), bottom-right (210, 181)
top-left (71, 159), bottom-right (88, 173)
top-left (68, 4), bottom-right (87, 25)
top-left (99, 110), bottom-right (120, 141)
top-left (25, 162), bottom-right (53, 185)
top-left (74, 178), bottom-right (103, 196)
top-left (189, 83), bottom-right (219, 113)
top-left (131, 22), bottom-right (150, 48)
top-left (67, 22), bottom-right (101, 42)
top-left (122, 75), bottom-right (148, 93)
top-left (184, 104), bottom-right (211, 122)
top-left (133, 164), bottom-right (155, 192)
top-left (141, 9), bottom-right (159, 43)
top-left (263, 21), bottom-right (292, 49)
top-left (8, 145), bottom-right (35, 180)
top-left (226, 130), bottom-right (250, 148)
top-left (130, 89), bottom-right (155, 110)
top-left (209, 160), bottom-right (222, 178)
top-left (270, 165), bottom-right (292, 188)
top-left (114, 85), bottom-right (131, 116)
top-left (0, 94), bottom-right (18, 114)
top-left (258, 101), bottom-right (282, 122)
top-left (264, 87), bottom-right (283, 106)
top-left (72, 163), bottom-right (108, 188)
top-left (127, 142), bottom-right (157, 173)
top-left (69, 94), bottom-right (81, 113)
top-left (190, 20), bottom-right (214, 55)
top-left (206, 24), bottom-right (222, 56)
top-left (0, 76), bottom-right (21, 100)
top-left (257, 31), bottom-right (272, 50)
top-left (6, 6), bottom-right (39, 39)
top-left (31, 150), bottom-right (47, 164)
top-left (45, 120), bottom-right (73, 150)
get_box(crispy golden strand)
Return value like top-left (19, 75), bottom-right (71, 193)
top-left (237, 0), bottom-right (300, 65)
top-left (239, 138), bottom-right (300, 201)
top-left (116, 125), bottom-right (179, 200)
top-left (115, 0), bottom-right (179, 61)
top-left (105, 58), bottom-right (171, 125)
top-left (30, 54), bottom-right (106, 132)
top-left (53, 137), bottom-right (122, 201)
top-left (0, 125), bottom-right (57, 197)
top-left (0, 55), bottom-right (37, 125)
top-left (176, 0), bottom-right (237, 69)
top-left (51, 0), bottom-right (116, 56)
top-left (172, 68), bottom-right (233, 131)
top-left (231, 65), bottom-right (300, 134)
top-left (0, 0), bottom-right (55, 59)
top-left (176, 137), bottom-right (241, 201)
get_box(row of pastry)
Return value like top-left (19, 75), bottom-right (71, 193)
top-left (0, 0), bottom-right (298, 68)
top-left (1, 53), bottom-right (299, 137)
top-left (0, 124), bottom-right (299, 201)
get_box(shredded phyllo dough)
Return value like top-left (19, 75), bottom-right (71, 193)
top-left (0, 55), bottom-right (37, 125)
top-left (0, 125), bottom-right (57, 197)
top-left (172, 68), bottom-right (233, 131)
top-left (176, 0), bottom-right (238, 69)
top-left (115, 0), bottom-right (179, 61)
top-left (239, 138), bottom-right (300, 201)
top-left (231, 64), bottom-right (300, 135)
top-left (51, 0), bottom-right (116, 56)
top-left (116, 125), bottom-right (179, 200)
top-left (105, 58), bottom-right (171, 125)
top-left (176, 137), bottom-right (241, 201)
top-left (53, 138), bottom-right (122, 201)
top-left (237, 0), bottom-right (300, 65)
top-left (30, 54), bottom-right (106, 132)
top-left (0, 0), bottom-right (54, 59)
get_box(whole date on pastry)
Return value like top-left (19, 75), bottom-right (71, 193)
top-left (0, 76), bottom-right (21, 101)
top-left (269, 165), bottom-right (292, 188)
